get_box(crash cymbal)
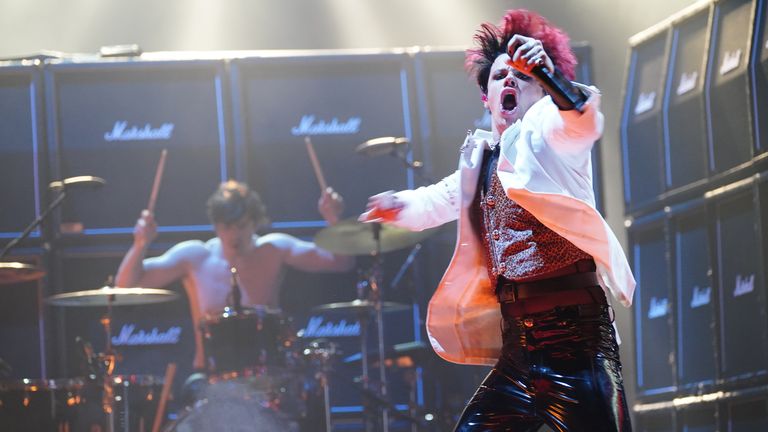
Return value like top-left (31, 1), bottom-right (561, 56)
top-left (312, 299), bottom-right (410, 313)
top-left (315, 218), bottom-right (437, 255)
top-left (0, 262), bottom-right (46, 285)
top-left (46, 286), bottom-right (179, 307)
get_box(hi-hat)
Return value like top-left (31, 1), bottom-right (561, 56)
top-left (312, 299), bottom-right (410, 313)
top-left (46, 286), bottom-right (179, 307)
top-left (343, 341), bottom-right (430, 367)
top-left (355, 137), bottom-right (409, 157)
top-left (0, 262), bottom-right (46, 285)
top-left (315, 218), bottom-right (437, 255)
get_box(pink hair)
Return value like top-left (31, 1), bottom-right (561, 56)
top-left (465, 9), bottom-right (577, 93)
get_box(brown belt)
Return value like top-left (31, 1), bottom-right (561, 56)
top-left (497, 261), bottom-right (600, 304)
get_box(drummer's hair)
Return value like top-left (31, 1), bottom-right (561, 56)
top-left (207, 180), bottom-right (269, 229)
top-left (465, 9), bottom-right (577, 95)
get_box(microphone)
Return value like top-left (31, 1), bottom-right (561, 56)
top-left (49, 175), bottom-right (106, 191)
top-left (528, 64), bottom-right (588, 113)
top-left (230, 267), bottom-right (243, 313)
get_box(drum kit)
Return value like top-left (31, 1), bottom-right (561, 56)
top-left (0, 138), bottom-right (436, 431)
top-left (0, 215), bottom-right (437, 432)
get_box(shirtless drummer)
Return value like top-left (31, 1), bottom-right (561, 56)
top-left (115, 180), bottom-right (354, 370)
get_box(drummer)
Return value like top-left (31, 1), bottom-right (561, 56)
top-left (115, 180), bottom-right (354, 370)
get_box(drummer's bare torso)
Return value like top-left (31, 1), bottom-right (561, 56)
top-left (179, 234), bottom-right (288, 315)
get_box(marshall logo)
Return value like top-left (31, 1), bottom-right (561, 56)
top-left (298, 316), bottom-right (360, 338)
top-left (634, 91), bottom-right (656, 115)
top-left (719, 49), bottom-right (742, 76)
top-left (111, 324), bottom-right (182, 346)
top-left (104, 121), bottom-right (175, 142)
top-left (290, 115), bottom-right (361, 136)
top-left (690, 285), bottom-right (711, 309)
top-left (733, 274), bottom-right (755, 297)
top-left (647, 297), bottom-right (669, 319)
top-left (676, 71), bottom-right (698, 96)
top-left (474, 111), bottom-right (492, 129)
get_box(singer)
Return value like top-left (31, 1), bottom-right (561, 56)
top-left (361, 9), bottom-right (634, 431)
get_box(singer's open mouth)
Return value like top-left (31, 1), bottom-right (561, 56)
top-left (501, 91), bottom-right (517, 112)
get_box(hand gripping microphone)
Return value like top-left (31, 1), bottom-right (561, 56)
top-left (528, 63), bottom-right (588, 113)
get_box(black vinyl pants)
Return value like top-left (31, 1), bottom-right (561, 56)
top-left (454, 298), bottom-right (632, 431)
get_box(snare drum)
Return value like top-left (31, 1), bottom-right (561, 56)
top-left (201, 306), bottom-right (295, 374)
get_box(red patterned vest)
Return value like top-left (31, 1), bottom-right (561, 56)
top-left (471, 148), bottom-right (592, 283)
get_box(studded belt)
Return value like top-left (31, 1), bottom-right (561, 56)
top-left (497, 263), bottom-right (600, 304)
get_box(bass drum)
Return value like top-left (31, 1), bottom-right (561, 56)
top-left (165, 373), bottom-right (305, 432)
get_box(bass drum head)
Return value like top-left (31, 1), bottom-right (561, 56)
top-left (166, 375), bottom-right (301, 432)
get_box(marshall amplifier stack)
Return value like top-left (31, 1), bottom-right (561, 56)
top-left (229, 52), bottom-right (416, 229)
top-left (44, 59), bottom-right (230, 234)
top-left (623, 0), bottom-right (768, 429)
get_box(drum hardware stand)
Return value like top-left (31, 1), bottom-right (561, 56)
top-left (353, 278), bottom-right (374, 432)
top-left (97, 280), bottom-right (119, 432)
top-left (368, 223), bottom-right (390, 432)
top-left (303, 339), bottom-right (337, 432)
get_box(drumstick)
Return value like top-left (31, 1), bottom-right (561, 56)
top-left (147, 149), bottom-right (168, 213)
top-left (304, 136), bottom-right (328, 193)
top-left (151, 362), bottom-right (176, 432)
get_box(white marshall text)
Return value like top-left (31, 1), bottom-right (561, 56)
top-left (291, 115), bottom-right (361, 136)
top-left (299, 316), bottom-right (360, 338)
top-left (104, 121), bottom-right (175, 142)
top-left (111, 324), bottom-right (182, 346)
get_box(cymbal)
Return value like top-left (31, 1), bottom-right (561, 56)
top-left (343, 341), bottom-right (430, 367)
top-left (312, 299), bottom-right (410, 313)
top-left (0, 262), bottom-right (46, 285)
top-left (46, 286), bottom-right (179, 307)
top-left (355, 136), bottom-right (409, 157)
top-left (204, 305), bottom-right (283, 321)
top-left (315, 218), bottom-right (437, 255)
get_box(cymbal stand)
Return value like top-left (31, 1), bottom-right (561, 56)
top-left (354, 277), bottom-right (373, 432)
top-left (0, 189), bottom-right (67, 260)
top-left (98, 290), bottom-right (117, 432)
top-left (369, 223), bottom-right (390, 432)
top-left (304, 339), bottom-right (337, 432)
